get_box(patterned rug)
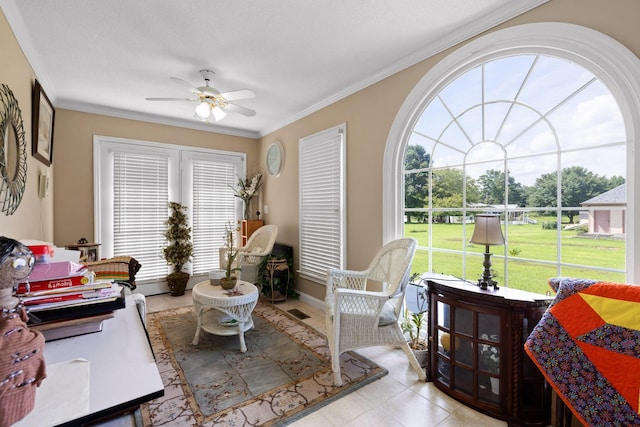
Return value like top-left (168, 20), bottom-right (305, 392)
top-left (140, 301), bottom-right (387, 426)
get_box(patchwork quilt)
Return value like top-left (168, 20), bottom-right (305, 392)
top-left (524, 277), bottom-right (640, 427)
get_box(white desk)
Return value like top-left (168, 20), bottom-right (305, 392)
top-left (19, 295), bottom-right (164, 426)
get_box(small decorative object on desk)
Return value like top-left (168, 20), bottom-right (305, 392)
top-left (231, 172), bottom-right (263, 220)
top-left (0, 237), bottom-right (46, 426)
top-left (209, 269), bottom-right (225, 286)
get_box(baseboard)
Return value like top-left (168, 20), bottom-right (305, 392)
top-left (296, 290), bottom-right (325, 310)
top-left (133, 277), bottom-right (326, 312)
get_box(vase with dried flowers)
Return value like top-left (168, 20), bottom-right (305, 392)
top-left (231, 173), bottom-right (263, 220)
top-left (221, 221), bottom-right (241, 290)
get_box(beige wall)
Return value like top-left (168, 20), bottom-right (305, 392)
top-left (53, 110), bottom-right (258, 247)
top-left (259, 0), bottom-right (640, 301)
top-left (0, 10), bottom-right (53, 241)
top-left (3, 0), bottom-right (640, 301)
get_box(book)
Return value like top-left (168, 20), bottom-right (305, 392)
top-left (20, 281), bottom-right (113, 297)
top-left (27, 288), bottom-right (126, 323)
top-left (26, 285), bottom-right (123, 312)
top-left (30, 312), bottom-right (115, 341)
top-left (27, 261), bottom-right (87, 281)
top-left (23, 284), bottom-right (120, 307)
top-left (16, 271), bottom-right (92, 294)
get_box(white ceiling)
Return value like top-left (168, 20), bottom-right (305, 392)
top-left (1, 0), bottom-right (547, 138)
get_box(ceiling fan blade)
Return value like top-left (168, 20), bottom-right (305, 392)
top-left (170, 77), bottom-right (202, 94)
top-left (146, 97), bottom-right (197, 101)
top-left (220, 89), bottom-right (255, 101)
top-left (224, 103), bottom-right (256, 117)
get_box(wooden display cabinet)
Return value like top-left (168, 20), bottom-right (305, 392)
top-left (427, 277), bottom-right (553, 426)
top-left (239, 220), bottom-right (264, 246)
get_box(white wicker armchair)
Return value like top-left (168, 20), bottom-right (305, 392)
top-left (236, 224), bottom-right (278, 284)
top-left (325, 237), bottom-right (426, 386)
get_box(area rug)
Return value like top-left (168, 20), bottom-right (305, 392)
top-left (140, 301), bottom-right (388, 426)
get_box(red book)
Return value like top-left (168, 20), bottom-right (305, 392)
top-left (16, 272), bottom-right (91, 295)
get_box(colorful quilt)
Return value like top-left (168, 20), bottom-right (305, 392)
top-left (524, 277), bottom-right (640, 427)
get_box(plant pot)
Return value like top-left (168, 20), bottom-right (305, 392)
top-left (412, 348), bottom-right (429, 369)
top-left (490, 377), bottom-right (500, 395)
top-left (167, 271), bottom-right (190, 296)
top-left (220, 276), bottom-right (237, 290)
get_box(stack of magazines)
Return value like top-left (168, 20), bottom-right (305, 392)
top-left (17, 249), bottom-right (125, 340)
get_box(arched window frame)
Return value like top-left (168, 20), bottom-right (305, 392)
top-left (383, 23), bottom-right (640, 282)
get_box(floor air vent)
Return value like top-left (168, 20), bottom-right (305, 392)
top-left (287, 308), bottom-right (310, 320)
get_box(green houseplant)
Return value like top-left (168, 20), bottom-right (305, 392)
top-left (163, 201), bottom-right (193, 296)
top-left (401, 308), bottom-right (429, 368)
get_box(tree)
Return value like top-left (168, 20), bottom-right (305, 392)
top-left (477, 169), bottom-right (527, 206)
top-left (527, 166), bottom-right (615, 224)
top-left (404, 145), bottom-right (430, 223)
top-left (432, 168), bottom-right (480, 203)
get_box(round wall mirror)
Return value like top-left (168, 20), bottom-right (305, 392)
top-left (0, 84), bottom-right (27, 215)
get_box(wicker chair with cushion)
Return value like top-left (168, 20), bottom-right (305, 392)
top-left (237, 224), bottom-right (278, 284)
top-left (325, 237), bottom-right (426, 386)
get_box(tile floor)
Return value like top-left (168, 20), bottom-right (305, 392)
top-left (97, 291), bottom-right (507, 427)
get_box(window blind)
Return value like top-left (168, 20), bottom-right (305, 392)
top-left (96, 136), bottom-right (244, 288)
top-left (191, 158), bottom-right (238, 275)
top-left (113, 151), bottom-right (170, 281)
top-left (299, 123), bottom-right (346, 282)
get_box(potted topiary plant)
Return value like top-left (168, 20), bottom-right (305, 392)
top-left (163, 201), bottom-right (193, 296)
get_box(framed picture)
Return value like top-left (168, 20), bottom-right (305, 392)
top-left (32, 80), bottom-right (55, 166)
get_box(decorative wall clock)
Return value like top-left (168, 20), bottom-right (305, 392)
top-left (0, 84), bottom-right (27, 215)
top-left (266, 140), bottom-right (284, 177)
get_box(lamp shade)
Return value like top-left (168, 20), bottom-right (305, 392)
top-left (195, 101), bottom-right (211, 119)
top-left (470, 214), bottom-right (505, 246)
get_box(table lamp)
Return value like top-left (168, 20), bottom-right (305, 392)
top-left (470, 214), bottom-right (505, 290)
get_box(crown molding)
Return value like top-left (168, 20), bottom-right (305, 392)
top-left (56, 99), bottom-right (260, 139)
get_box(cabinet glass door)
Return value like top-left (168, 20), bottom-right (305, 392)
top-left (477, 311), bottom-right (501, 404)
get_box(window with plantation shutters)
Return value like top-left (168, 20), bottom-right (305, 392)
top-left (95, 136), bottom-right (244, 290)
top-left (182, 152), bottom-right (241, 275)
top-left (111, 149), bottom-right (173, 282)
top-left (298, 123), bottom-right (346, 283)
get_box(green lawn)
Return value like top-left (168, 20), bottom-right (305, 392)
top-left (404, 220), bottom-right (625, 295)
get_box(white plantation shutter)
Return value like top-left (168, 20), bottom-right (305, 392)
top-left (299, 123), bottom-right (346, 282)
top-left (185, 153), bottom-right (241, 275)
top-left (95, 136), bottom-right (244, 287)
top-left (112, 150), bottom-right (172, 281)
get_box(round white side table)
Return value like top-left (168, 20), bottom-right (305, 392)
top-left (191, 280), bottom-right (258, 352)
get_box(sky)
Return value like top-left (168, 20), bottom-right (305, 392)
top-left (408, 54), bottom-right (626, 187)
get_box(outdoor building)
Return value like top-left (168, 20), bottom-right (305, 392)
top-left (581, 183), bottom-right (626, 237)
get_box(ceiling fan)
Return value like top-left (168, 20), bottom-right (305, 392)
top-left (146, 69), bottom-right (256, 123)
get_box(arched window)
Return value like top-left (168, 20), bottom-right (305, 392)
top-left (384, 23), bottom-right (640, 292)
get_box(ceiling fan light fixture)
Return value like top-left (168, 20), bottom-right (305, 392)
top-left (195, 101), bottom-right (211, 118)
top-left (211, 106), bottom-right (226, 122)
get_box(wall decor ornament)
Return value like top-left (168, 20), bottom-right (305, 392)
top-left (31, 80), bottom-right (54, 166)
top-left (266, 140), bottom-right (284, 177)
top-left (0, 84), bottom-right (27, 215)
